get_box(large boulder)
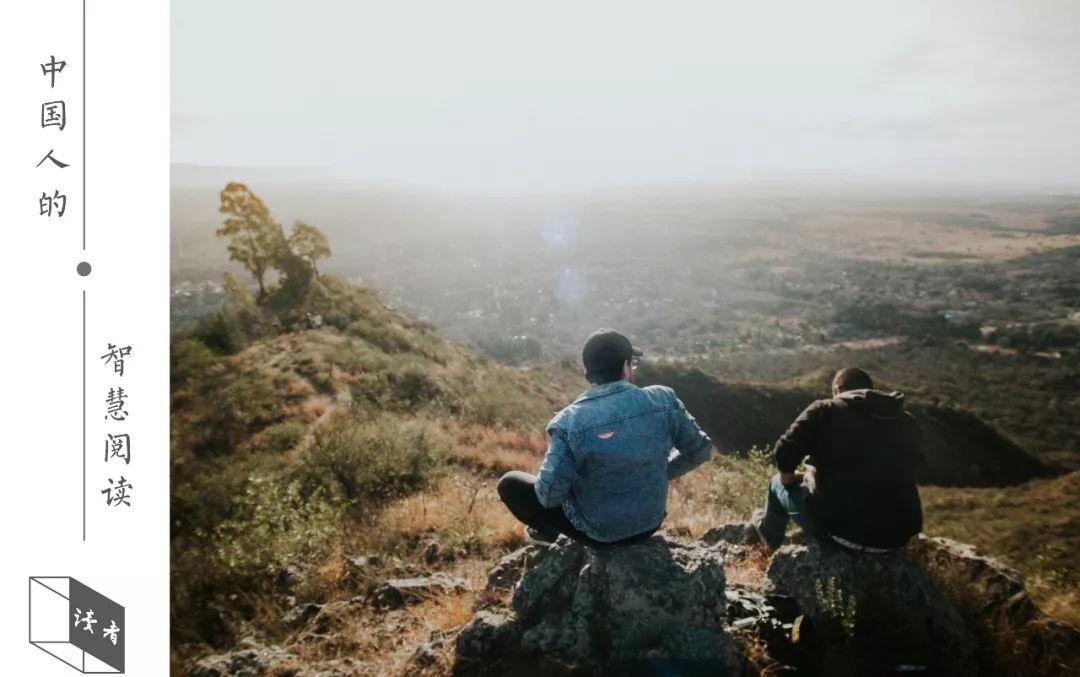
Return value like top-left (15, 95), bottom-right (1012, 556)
top-left (455, 536), bottom-right (741, 675)
top-left (767, 538), bottom-right (981, 675)
top-left (908, 536), bottom-right (1080, 677)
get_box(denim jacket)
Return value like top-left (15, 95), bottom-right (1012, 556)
top-left (534, 380), bottom-right (713, 542)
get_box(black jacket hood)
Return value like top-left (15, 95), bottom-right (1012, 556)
top-left (836, 388), bottom-right (906, 420)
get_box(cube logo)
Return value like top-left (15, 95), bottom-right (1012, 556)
top-left (29, 577), bottom-right (125, 673)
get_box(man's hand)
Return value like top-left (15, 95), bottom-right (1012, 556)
top-left (780, 471), bottom-right (800, 486)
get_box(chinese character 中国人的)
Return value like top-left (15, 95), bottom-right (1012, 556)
top-left (101, 477), bottom-right (133, 507)
top-left (41, 101), bottom-right (66, 130)
top-left (74, 608), bottom-right (97, 633)
top-left (101, 344), bottom-right (132, 376)
top-left (103, 620), bottom-right (120, 646)
top-left (36, 149), bottom-right (70, 169)
top-left (105, 387), bottom-right (129, 421)
top-left (41, 55), bottom-right (66, 87)
top-left (105, 433), bottom-right (131, 464)
top-left (39, 190), bottom-right (67, 217)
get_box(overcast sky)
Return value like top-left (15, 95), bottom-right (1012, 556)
top-left (172, 0), bottom-right (1080, 191)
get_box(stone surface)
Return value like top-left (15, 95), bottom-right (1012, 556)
top-left (484, 545), bottom-right (546, 594)
top-left (908, 535), bottom-right (1080, 677)
top-left (455, 535), bottom-right (740, 675)
top-left (373, 573), bottom-right (468, 609)
top-left (189, 638), bottom-right (299, 677)
top-left (767, 538), bottom-right (980, 675)
top-left (701, 522), bottom-right (761, 547)
top-left (281, 602), bottom-right (322, 630)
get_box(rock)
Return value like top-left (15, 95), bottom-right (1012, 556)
top-left (410, 627), bottom-right (461, 671)
top-left (281, 601), bottom-right (321, 630)
top-left (662, 524), bottom-right (693, 539)
top-left (191, 637), bottom-right (370, 676)
top-left (908, 535), bottom-right (1080, 677)
top-left (766, 538), bottom-right (979, 675)
top-left (421, 538), bottom-right (441, 564)
top-left (309, 598), bottom-right (362, 635)
top-left (484, 545), bottom-right (546, 594)
top-left (190, 637), bottom-right (299, 676)
top-left (373, 573), bottom-right (468, 609)
top-left (275, 565), bottom-right (306, 592)
top-left (701, 522), bottom-right (760, 547)
top-left (342, 554), bottom-right (382, 588)
top-left (454, 610), bottom-right (523, 673)
top-left (455, 536), bottom-right (741, 675)
top-left (344, 554), bottom-right (380, 572)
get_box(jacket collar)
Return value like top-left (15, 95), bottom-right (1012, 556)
top-left (573, 379), bottom-right (635, 404)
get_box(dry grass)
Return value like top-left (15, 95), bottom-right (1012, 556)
top-left (443, 422), bottom-right (547, 476)
top-left (921, 472), bottom-right (1080, 627)
top-left (665, 454), bottom-right (772, 538)
top-left (376, 469), bottom-right (523, 551)
top-left (724, 549), bottom-right (772, 588)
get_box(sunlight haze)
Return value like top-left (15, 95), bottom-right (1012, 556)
top-left (172, 0), bottom-right (1080, 191)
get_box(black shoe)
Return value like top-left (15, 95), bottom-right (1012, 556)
top-left (524, 527), bottom-right (556, 547)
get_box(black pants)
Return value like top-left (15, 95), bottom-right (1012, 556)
top-left (497, 471), bottom-right (657, 548)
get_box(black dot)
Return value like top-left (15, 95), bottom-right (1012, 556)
top-left (77, 261), bottom-right (92, 277)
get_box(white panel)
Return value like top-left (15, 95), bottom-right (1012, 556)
top-left (29, 579), bottom-right (70, 643)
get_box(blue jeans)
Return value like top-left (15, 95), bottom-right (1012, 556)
top-left (757, 473), bottom-right (825, 549)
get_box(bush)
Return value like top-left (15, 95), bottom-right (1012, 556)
top-left (211, 476), bottom-right (342, 578)
top-left (194, 310), bottom-right (250, 354)
top-left (389, 366), bottom-right (444, 409)
top-left (171, 337), bottom-right (218, 389)
top-left (350, 364), bottom-right (447, 412)
top-left (347, 318), bottom-right (413, 353)
top-left (301, 415), bottom-right (444, 507)
top-left (241, 420), bottom-right (306, 456)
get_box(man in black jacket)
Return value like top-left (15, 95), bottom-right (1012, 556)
top-left (754, 367), bottom-right (924, 552)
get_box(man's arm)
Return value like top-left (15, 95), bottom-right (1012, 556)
top-left (774, 400), bottom-right (828, 483)
top-left (534, 425), bottom-right (578, 508)
top-left (667, 394), bottom-right (714, 480)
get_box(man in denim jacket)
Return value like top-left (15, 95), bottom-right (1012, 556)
top-left (498, 329), bottom-right (714, 547)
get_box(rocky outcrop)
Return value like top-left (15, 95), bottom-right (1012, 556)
top-left (454, 528), bottom-right (1079, 677)
top-left (766, 537), bottom-right (980, 674)
top-left (455, 535), bottom-right (747, 675)
top-left (190, 638), bottom-right (299, 677)
top-left (908, 536), bottom-right (1080, 677)
top-left (189, 637), bottom-right (366, 676)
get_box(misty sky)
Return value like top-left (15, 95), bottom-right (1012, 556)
top-left (172, 0), bottom-right (1080, 191)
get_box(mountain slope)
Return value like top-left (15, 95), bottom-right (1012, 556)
top-left (636, 362), bottom-right (1048, 487)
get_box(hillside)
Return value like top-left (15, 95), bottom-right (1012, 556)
top-left (635, 363), bottom-right (1048, 487)
top-left (172, 275), bottom-right (1077, 674)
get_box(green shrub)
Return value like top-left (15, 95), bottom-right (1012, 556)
top-left (814, 576), bottom-right (858, 638)
top-left (389, 366), bottom-right (443, 409)
top-left (350, 364), bottom-right (447, 412)
top-left (211, 475), bottom-right (342, 578)
top-left (194, 310), bottom-right (250, 354)
top-left (171, 337), bottom-right (218, 388)
top-left (300, 415), bottom-right (444, 506)
top-left (347, 318), bottom-right (413, 353)
top-left (243, 420), bottom-right (307, 456)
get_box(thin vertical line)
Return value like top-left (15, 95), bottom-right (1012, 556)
top-left (83, 290), bottom-right (86, 542)
top-left (82, 0), bottom-right (86, 251)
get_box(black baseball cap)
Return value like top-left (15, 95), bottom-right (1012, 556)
top-left (582, 329), bottom-right (643, 380)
